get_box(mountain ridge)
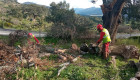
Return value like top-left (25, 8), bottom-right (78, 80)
top-left (22, 1), bottom-right (102, 16)
top-left (74, 7), bottom-right (103, 16)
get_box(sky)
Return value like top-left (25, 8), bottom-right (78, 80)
top-left (17, 0), bottom-right (103, 9)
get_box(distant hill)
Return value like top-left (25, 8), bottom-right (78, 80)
top-left (23, 2), bottom-right (50, 8)
top-left (23, 2), bottom-right (36, 4)
top-left (0, 0), bottom-right (17, 3)
top-left (74, 7), bottom-right (103, 16)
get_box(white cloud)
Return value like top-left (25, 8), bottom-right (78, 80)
top-left (17, 0), bottom-right (102, 8)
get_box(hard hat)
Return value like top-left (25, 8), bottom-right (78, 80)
top-left (97, 24), bottom-right (103, 30)
top-left (28, 33), bottom-right (32, 36)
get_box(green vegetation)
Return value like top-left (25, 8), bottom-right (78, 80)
top-left (46, 1), bottom-right (97, 40)
top-left (122, 0), bottom-right (140, 30)
top-left (39, 37), bottom-right (98, 49)
top-left (0, 0), bottom-right (51, 31)
top-left (0, 35), bottom-right (8, 40)
top-left (116, 37), bottom-right (140, 48)
top-left (0, 0), bottom-right (102, 34)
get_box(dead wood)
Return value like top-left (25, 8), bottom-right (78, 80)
top-left (9, 30), bottom-right (28, 46)
top-left (38, 53), bottom-right (51, 58)
top-left (110, 45), bottom-right (139, 59)
top-left (107, 56), bottom-right (117, 68)
top-left (57, 55), bottom-right (82, 76)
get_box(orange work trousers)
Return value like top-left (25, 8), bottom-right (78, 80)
top-left (102, 42), bottom-right (110, 59)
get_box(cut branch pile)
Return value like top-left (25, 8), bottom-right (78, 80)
top-left (0, 40), bottom-right (18, 78)
top-left (21, 45), bottom-right (49, 68)
top-left (39, 43), bottom-right (81, 62)
top-left (9, 30), bottom-right (28, 46)
top-left (0, 40), bottom-right (48, 78)
top-left (0, 40), bottom-right (17, 66)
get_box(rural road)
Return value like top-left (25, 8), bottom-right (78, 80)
top-left (0, 28), bottom-right (140, 38)
top-left (116, 33), bottom-right (140, 39)
top-left (0, 28), bottom-right (47, 37)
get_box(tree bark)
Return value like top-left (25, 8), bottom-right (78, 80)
top-left (101, 0), bottom-right (127, 44)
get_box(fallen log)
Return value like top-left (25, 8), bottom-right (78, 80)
top-left (110, 45), bottom-right (139, 59)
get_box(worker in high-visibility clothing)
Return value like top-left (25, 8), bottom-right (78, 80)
top-left (96, 24), bottom-right (111, 59)
top-left (27, 33), bottom-right (40, 45)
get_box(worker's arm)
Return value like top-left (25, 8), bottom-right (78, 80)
top-left (33, 36), bottom-right (40, 44)
top-left (97, 32), bottom-right (105, 43)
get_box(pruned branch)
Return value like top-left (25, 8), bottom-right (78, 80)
top-left (57, 55), bottom-right (82, 76)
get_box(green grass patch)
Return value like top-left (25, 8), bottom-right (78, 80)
top-left (116, 37), bottom-right (140, 48)
top-left (0, 35), bottom-right (9, 40)
top-left (8, 53), bottom-right (138, 80)
top-left (37, 37), bottom-right (97, 49)
top-left (41, 54), bottom-right (59, 61)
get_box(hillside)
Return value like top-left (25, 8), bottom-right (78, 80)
top-left (0, 1), bottom-right (50, 31)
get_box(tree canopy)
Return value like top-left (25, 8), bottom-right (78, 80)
top-left (47, 1), bottom-right (95, 40)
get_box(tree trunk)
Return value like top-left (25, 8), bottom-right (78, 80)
top-left (101, 0), bottom-right (127, 44)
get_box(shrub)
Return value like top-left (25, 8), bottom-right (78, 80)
top-left (9, 30), bottom-right (28, 46)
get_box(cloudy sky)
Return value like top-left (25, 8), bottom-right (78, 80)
top-left (17, 0), bottom-right (103, 8)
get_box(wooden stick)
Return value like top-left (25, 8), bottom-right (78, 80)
top-left (57, 55), bottom-right (82, 76)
